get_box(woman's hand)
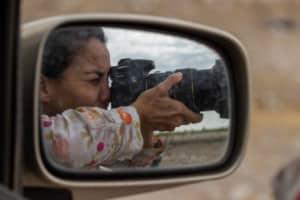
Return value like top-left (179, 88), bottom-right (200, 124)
top-left (132, 72), bottom-right (203, 147)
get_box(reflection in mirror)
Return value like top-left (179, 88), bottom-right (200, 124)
top-left (39, 26), bottom-right (231, 172)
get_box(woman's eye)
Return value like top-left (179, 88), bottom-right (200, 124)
top-left (89, 78), bottom-right (101, 85)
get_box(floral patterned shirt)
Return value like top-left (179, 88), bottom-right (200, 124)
top-left (41, 106), bottom-right (163, 169)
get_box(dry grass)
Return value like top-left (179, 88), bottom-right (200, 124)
top-left (252, 109), bottom-right (300, 131)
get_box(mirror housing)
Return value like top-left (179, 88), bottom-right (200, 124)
top-left (21, 14), bottom-right (250, 187)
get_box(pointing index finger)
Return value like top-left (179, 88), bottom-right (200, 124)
top-left (156, 72), bottom-right (183, 95)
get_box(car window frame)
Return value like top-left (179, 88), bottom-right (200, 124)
top-left (0, 0), bottom-right (23, 192)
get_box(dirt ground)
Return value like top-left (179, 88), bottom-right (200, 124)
top-left (21, 1), bottom-right (300, 199)
top-left (160, 132), bottom-right (228, 167)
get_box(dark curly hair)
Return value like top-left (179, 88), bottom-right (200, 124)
top-left (42, 26), bottom-right (106, 79)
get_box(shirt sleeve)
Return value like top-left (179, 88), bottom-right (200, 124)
top-left (41, 106), bottom-right (144, 168)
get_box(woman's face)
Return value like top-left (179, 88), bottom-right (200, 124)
top-left (41, 38), bottom-right (111, 115)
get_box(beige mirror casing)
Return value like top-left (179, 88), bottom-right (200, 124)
top-left (21, 14), bottom-right (249, 198)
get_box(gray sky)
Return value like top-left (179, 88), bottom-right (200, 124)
top-left (104, 27), bottom-right (220, 70)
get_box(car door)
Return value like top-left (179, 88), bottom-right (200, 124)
top-left (0, 0), bottom-right (24, 196)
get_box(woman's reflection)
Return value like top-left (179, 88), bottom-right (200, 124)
top-left (40, 27), bottom-right (202, 169)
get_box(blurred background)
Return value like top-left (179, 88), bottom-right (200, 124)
top-left (21, 0), bottom-right (300, 199)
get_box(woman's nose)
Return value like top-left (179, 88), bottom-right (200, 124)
top-left (99, 82), bottom-right (110, 106)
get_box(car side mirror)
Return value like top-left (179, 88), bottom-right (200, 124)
top-left (21, 14), bottom-right (249, 188)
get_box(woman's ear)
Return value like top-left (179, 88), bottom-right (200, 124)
top-left (40, 76), bottom-right (50, 103)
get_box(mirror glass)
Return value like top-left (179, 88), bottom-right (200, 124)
top-left (39, 26), bottom-right (231, 171)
